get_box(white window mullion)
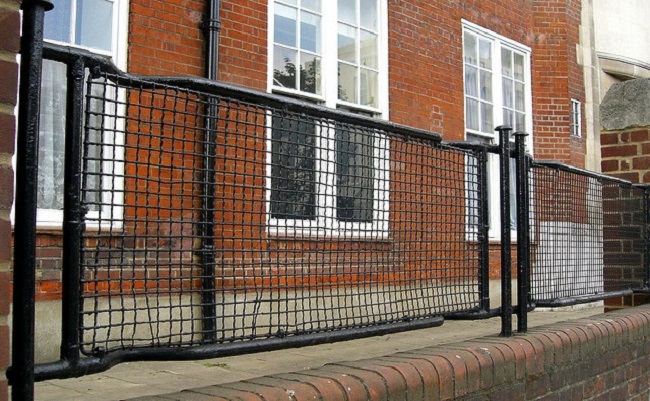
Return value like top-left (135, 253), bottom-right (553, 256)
top-left (322, 1), bottom-right (337, 108)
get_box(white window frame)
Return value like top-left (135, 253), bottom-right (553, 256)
top-left (33, 0), bottom-right (129, 229)
top-left (266, 0), bottom-right (389, 237)
top-left (570, 98), bottom-right (581, 138)
top-left (462, 20), bottom-right (533, 240)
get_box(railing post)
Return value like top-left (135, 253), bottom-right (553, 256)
top-left (12, 1), bottom-right (53, 400)
top-left (200, 101), bottom-right (218, 342)
top-left (514, 132), bottom-right (530, 333)
top-left (60, 58), bottom-right (86, 364)
top-left (643, 186), bottom-right (650, 290)
top-left (477, 147), bottom-right (491, 312)
top-left (496, 125), bottom-right (513, 336)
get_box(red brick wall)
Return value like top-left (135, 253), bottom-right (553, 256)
top-left (601, 127), bottom-right (650, 309)
top-left (148, 305), bottom-right (650, 401)
top-left (30, 0), bottom-right (588, 297)
top-left (128, 0), bottom-right (205, 76)
top-left (0, 1), bottom-right (20, 399)
top-left (531, 0), bottom-right (586, 166)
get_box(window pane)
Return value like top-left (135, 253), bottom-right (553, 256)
top-left (515, 112), bottom-right (525, 132)
top-left (360, 30), bottom-right (378, 69)
top-left (300, 54), bottom-right (321, 94)
top-left (270, 116), bottom-right (317, 219)
top-left (360, 68), bottom-right (378, 108)
top-left (515, 82), bottom-right (525, 111)
top-left (479, 70), bottom-right (492, 101)
top-left (275, 3), bottom-right (297, 47)
top-left (360, 0), bottom-right (378, 31)
top-left (338, 63), bottom-right (357, 103)
top-left (502, 78), bottom-right (513, 108)
top-left (76, 0), bottom-right (113, 51)
top-left (514, 52), bottom-right (525, 80)
top-left (463, 31), bottom-right (477, 65)
top-left (479, 39), bottom-right (491, 69)
top-left (501, 48), bottom-right (512, 77)
top-left (338, 0), bottom-right (356, 24)
top-left (509, 159), bottom-right (517, 230)
top-left (302, 0), bottom-right (320, 12)
top-left (273, 46), bottom-right (298, 89)
top-left (44, 0), bottom-right (72, 43)
top-left (503, 108), bottom-right (513, 127)
top-left (464, 65), bottom-right (477, 97)
top-left (300, 11), bottom-right (321, 53)
top-left (480, 102), bottom-right (493, 133)
top-left (282, 0), bottom-right (298, 4)
top-left (338, 23), bottom-right (357, 63)
top-left (38, 60), bottom-right (68, 210)
top-left (465, 98), bottom-right (479, 131)
top-left (336, 126), bottom-right (374, 222)
top-left (84, 78), bottom-right (108, 211)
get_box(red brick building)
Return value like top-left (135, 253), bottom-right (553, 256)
top-left (27, 0), bottom-right (588, 300)
top-left (0, 0), bottom-right (596, 398)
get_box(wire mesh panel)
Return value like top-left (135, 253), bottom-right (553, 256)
top-left (77, 70), bottom-right (485, 355)
top-left (530, 163), bottom-right (646, 305)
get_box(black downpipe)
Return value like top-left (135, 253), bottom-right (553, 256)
top-left (514, 132), bottom-right (530, 333)
top-left (59, 58), bottom-right (86, 363)
top-left (199, 0), bottom-right (221, 341)
top-left (12, 1), bottom-right (53, 400)
top-left (496, 126), bottom-right (513, 336)
top-left (204, 0), bottom-right (221, 81)
top-left (477, 147), bottom-right (490, 311)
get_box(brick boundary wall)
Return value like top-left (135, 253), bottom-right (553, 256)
top-left (601, 127), bottom-right (650, 309)
top-left (0, 2), bottom-right (20, 401)
top-left (134, 305), bottom-right (650, 401)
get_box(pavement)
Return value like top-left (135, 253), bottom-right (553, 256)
top-left (32, 305), bottom-right (604, 401)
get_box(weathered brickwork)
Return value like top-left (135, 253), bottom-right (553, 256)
top-left (531, 0), bottom-right (587, 166)
top-left (601, 127), bottom-right (650, 309)
top-left (0, 1), bottom-right (20, 399)
top-left (129, 305), bottom-right (650, 401)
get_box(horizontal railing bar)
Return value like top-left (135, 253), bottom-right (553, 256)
top-left (533, 159), bottom-right (650, 189)
top-left (443, 141), bottom-right (500, 154)
top-left (27, 316), bottom-right (444, 382)
top-left (534, 290), bottom-right (634, 308)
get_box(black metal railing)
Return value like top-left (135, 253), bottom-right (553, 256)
top-left (529, 161), bottom-right (650, 306)
top-left (10, 40), bottom-right (650, 399)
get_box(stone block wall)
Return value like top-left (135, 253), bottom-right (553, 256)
top-left (600, 78), bottom-right (650, 309)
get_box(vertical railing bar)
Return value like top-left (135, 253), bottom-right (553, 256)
top-left (496, 125), bottom-right (513, 336)
top-left (11, 1), bottom-right (53, 400)
top-left (59, 57), bottom-right (86, 363)
top-left (200, 99), bottom-right (218, 342)
top-left (643, 187), bottom-right (650, 290)
top-left (514, 132), bottom-right (530, 332)
top-left (477, 147), bottom-right (491, 311)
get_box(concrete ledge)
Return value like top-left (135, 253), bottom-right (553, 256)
top-left (129, 305), bottom-right (650, 401)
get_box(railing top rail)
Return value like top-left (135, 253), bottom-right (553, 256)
top-left (532, 159), bottom-right (650, 190)
top-left (43, 42), bottom-right (443, 145)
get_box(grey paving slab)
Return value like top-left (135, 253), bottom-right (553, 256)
top-left (30, 307), bottom-right (604, 401)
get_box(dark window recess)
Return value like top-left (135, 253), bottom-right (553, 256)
top-left (335, 125), bottom-right (374, 222)
top-left (270, 115), bottom-right (317, 220)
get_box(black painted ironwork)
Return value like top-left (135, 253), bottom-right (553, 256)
top-left (12, 1), bottom-right (53, 400)
top-left (529, 161), bottom-right (648, 306)
top-left (514, 132), bottom-right (530, 332)
top-left (496, 126), bottom-right (513, 336)
top-left (10, 40), bottom-right (650, 392)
